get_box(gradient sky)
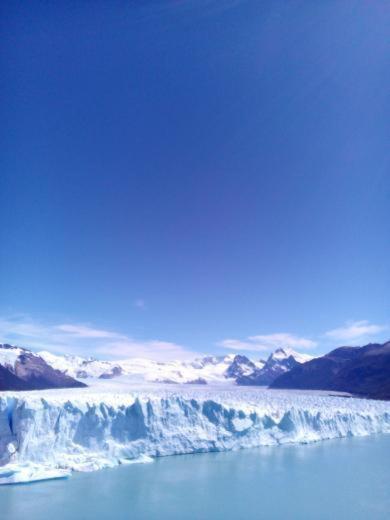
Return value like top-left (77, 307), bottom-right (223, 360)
top-left (1, 0), bottom-right (389, 360)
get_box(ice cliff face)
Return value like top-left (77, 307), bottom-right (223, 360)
top-left (0, 386), bottom-right (389, 484)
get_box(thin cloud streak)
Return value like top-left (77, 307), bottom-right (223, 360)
top-left (0, 314), bottom-right (193, 361)
top-left (56, 324), bottom-right (123, 339)
top-left (97, 340), bottom-right (194, 360)
top-left (325, 320), bottom-right (387, 342)
top-left (218, 332), bottom-right (317, 353)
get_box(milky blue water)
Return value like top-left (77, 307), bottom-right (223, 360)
top-left (1, 435), bottom-right (389, 520)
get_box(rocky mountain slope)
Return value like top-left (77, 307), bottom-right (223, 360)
top-left (271, 341), bottom-right (390, 400)
top-left (0, 344), bottom-right (86, 391)
top-left (237, 348), bottom-right (313, 386)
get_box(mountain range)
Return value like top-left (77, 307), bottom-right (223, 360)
top-left (0, 344), bottom-right (309, 389)
top-left (1, 341), bottom-right (389, 399)
top-left (38, 347), bottom-right (314, 386)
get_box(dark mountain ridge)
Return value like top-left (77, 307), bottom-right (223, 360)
top-left (271, 341), bottom-right (390, 400)
top-left (0, 344), bottom-right (87, 391)
top-left (237, 348), bottom-right (311, 386)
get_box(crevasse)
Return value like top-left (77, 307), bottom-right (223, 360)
top-left (0, 387), bottom-right (389, 484)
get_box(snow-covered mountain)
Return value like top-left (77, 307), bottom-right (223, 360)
top-left (38, 351), bottom-right (124, 380)
top-left (237, 348), bottom-right (314, 386)
top-left (38, 350), bottom-right (265, 385)
top-left (0, 344), bottom-right (86, 391)
top-left (0, 343), bottom-right (312, 389)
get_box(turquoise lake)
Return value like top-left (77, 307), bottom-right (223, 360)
top-left (1, 435), bottom-right (389, 520)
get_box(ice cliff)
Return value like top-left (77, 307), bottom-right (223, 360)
top-left (0, 386), bottom-right (389, 484)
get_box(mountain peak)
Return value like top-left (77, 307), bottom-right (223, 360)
top-left (0, 344), bottom-right (86, 391)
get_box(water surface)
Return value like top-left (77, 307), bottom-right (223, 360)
top-left (1, 435), bottom-right (389, 520)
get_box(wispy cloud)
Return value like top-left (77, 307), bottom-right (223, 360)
top-left (325, 320), bottom-right (387, 342)
top-left (134, 299), bottom-right (146, 310)
top-left (217, 339), bottom-right (256, 351)
top-left (97, 340), bottom-right (191, 360)
top-left (0, 314), bottom-right (193, 361)
top-left (218, 332), bottom-right (317, 352)
top-left (56, 324), bottom-right (120, 339)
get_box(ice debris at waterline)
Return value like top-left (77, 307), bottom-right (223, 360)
top-left (1, 386), bottom-right (390, 484)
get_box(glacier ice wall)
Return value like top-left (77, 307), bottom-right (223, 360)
top-left (0, 388), bottom-right (389, 482)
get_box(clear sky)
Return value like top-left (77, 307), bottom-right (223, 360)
top-left (1, 0), bottom-right (389, 360)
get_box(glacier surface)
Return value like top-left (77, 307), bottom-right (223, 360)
top-left (0, 383), bottom-right (389, 484)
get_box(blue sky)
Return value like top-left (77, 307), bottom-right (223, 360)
top-left (1, 0), bottom-right (389, 360)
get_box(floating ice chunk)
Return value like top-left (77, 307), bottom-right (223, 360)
top-left (0, 464), bottom-right (71, 485)
top-left (7, 443), bottom-right (16, 455)
top-left (119, 455), bottom-right (153, 465)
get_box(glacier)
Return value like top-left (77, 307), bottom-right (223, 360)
top-left (0, 383), bottom-right (389, 484)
